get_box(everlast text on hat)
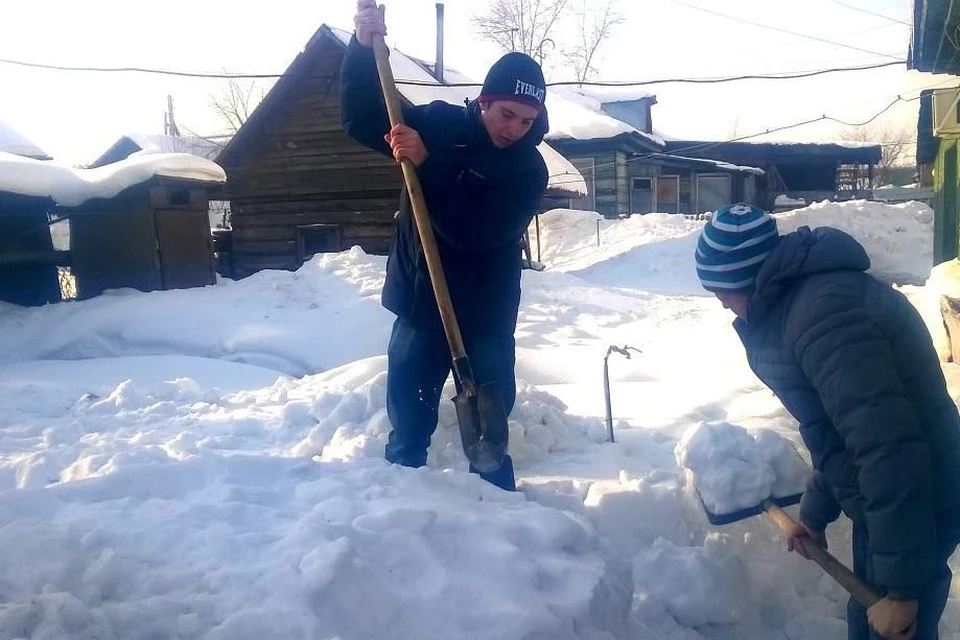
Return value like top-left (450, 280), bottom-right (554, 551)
top-left (514, 79), bottom-right (545, 104)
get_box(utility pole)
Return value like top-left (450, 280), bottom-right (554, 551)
top-left (164, 94), bottom-right (181, 137)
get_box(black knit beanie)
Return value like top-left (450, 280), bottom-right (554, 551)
top-left (478, 52), bottom-right (546, 111)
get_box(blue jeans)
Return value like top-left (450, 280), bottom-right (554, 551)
top-left (384, 316), bottom-right (517, 490)
top-left (847, 514), bottom-right (960, 639)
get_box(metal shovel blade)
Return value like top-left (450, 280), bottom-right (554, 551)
top-left (453, 381), bottom-right (509, 474)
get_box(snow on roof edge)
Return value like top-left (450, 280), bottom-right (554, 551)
top-left (0, 120), bottom-right (51, 160)
top-left (0, 151), bottom-right (226, 207)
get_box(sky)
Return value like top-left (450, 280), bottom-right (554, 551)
top-left (1, 0), bottom-right (954, 165)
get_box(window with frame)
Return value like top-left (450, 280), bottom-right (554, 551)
top-left (296, 224), bottom-right (341, 261)
top-left (695, 174), bottom-right (732, 214)
top-left (631, 178), bottom-right (654, 214)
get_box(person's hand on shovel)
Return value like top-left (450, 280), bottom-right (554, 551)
top-left (354, 0), bottom-right (386, 47)
top-left (867, 598), bottom-right (918, 640)
top-left (384, 125), bottom-right (429, 167)
top-left (786, 520), bottom-right (827, 558)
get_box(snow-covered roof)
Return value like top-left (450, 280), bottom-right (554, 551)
top-left (0, 120), bottom-right (50, 160)
top-left (774, 194), bottom-right (807, 207)
top-left (0, 151), bottom-right (226, 207)
top-left (546, 87), bottom-right (665, 147)
top-left (651, 153), bottom-right (765, 176)
top-left (123, 134), bottom-right (224, 160)
top-left (559, 86), bottom-right (657, 105)
top-left (329, 27), bottom-right (480, 107)
top-left (538, 142), bottom-right (588, 196)
top-left (328, 27), bottom-right (586, 196)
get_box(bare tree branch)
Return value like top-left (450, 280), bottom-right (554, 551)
top-left (839, 122), bottom-right (916, 188)
top-left (209, 75), bottom-right (267, 135)
top-left (562, 0), bottom-right (624, 84)
top-left (473, 0), bottom-right (569, 67)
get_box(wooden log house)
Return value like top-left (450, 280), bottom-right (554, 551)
top-left (216, 25), bottom-right (586, 279)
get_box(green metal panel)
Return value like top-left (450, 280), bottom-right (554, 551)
top-left (935, 139), bottom-right (959, 264)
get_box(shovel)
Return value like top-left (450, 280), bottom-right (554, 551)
top-left (371, 34), bottom-right (509, 474)
top-left (697, 489), bottom-right (881, 608)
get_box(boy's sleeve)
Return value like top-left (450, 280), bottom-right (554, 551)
top-left (788, 294), bottom-right (936, 599)
top-left (798, 471), bottom-right (842, 532)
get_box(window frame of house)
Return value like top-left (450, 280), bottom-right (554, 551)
top-left (655, 175), bottom-right (680, 214)
top-left (695, 173), bottom-right (733, 214)
top-left (296, 223), bottom-right (342, 261)
top-left (630, 177), bottom-right (654, 214)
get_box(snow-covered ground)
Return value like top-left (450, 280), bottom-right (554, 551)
top-left (0, 199), bottom-right (956, 640)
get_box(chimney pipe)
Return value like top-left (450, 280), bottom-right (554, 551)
top-left (435, 3), bottom-right (445, 83)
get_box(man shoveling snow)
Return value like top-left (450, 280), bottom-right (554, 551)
top-left (341, 1), bottom-right (549, 491)
top-left (692, 203), bottom-right (960, 640)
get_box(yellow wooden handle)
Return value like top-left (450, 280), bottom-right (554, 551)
top-left (371, 34), bottom-right (468, 364)
top-left (763, 500), bottom-right (881, 608)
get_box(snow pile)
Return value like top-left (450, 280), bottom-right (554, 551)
top-left (0, 151), bottom-right (225, 206)
top-left (0, 189), bottom-right (956, 638)
top-left (0, 349), bottom-right (624, 639)
top-left (674, 422), bottom-right (809, 516)
top-left (530, 200), bottom-right (933, 296)
top-left (0, 456), bottom-right (627, 639)
top-left (0, 119), bottom-right (49, 159)
top-left (0, 248), bottom-right (392, 376)
top-left (775, 199), bottom-right (934, 285)
top-left (277, 357), bottom-right (606, 471)
top-left (633, 533), bottom-right (749, 627)
top-left (531, 209), bottom-right (705, 293)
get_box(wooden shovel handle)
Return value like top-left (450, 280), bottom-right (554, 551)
top-left (764, 500), bottom-right (882, 608)
top-left (371, 34), bottom-right (468, 364)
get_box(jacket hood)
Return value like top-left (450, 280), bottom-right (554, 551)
top-left (748, 225), bottom-right (870, 321)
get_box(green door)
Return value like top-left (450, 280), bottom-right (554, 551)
top-left (944, 143), bottom-right (959, 263)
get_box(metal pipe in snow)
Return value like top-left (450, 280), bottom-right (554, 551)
top-left (435, 3), bottom-right (445, 83)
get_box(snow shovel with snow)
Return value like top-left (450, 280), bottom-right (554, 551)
top-left (699, 492), bottom-right (881, 609)
top-left (371, 35), bottom-right (509, 474)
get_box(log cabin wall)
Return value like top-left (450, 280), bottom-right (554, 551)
top-left (219, 34), bottom-right (403, 278)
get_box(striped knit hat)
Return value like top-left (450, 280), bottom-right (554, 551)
top-left (695, 203), bottom-right (780, 293)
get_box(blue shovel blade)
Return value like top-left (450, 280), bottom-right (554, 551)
top-left (696, 489), bottom-right (804, 526)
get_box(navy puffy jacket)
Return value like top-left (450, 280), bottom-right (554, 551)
top-left (339, 36), bottom-right (549, 338)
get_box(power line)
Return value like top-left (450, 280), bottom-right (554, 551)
top-left (545, 90), bottom-right (939, 186)
top-left (670, 0), bottom-right (905, 61)
top-left (0, 58), bottom-right (282, 79)
top-left (547, 61), bottom-right (904, 87)
top-left (831, 0), bottom-right (912, 26)
top-left (0, 55), bottom-right (904, 87)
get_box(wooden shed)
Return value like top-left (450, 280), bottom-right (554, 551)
top-left (662, 140), bottom-right (882, 211)
top-left (0, 191), bottom-right (62, 306)
top-left (61, 176), bottom-right (220, 299)
top-left (0, 121), bottom-right (62, 306)
top-left (216, 24), bottom-right (585, 279)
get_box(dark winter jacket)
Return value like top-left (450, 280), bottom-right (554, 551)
top-left (734, 225), bottom-right (960, 598)
top-left (339, 36), bottom-right (549, 339)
